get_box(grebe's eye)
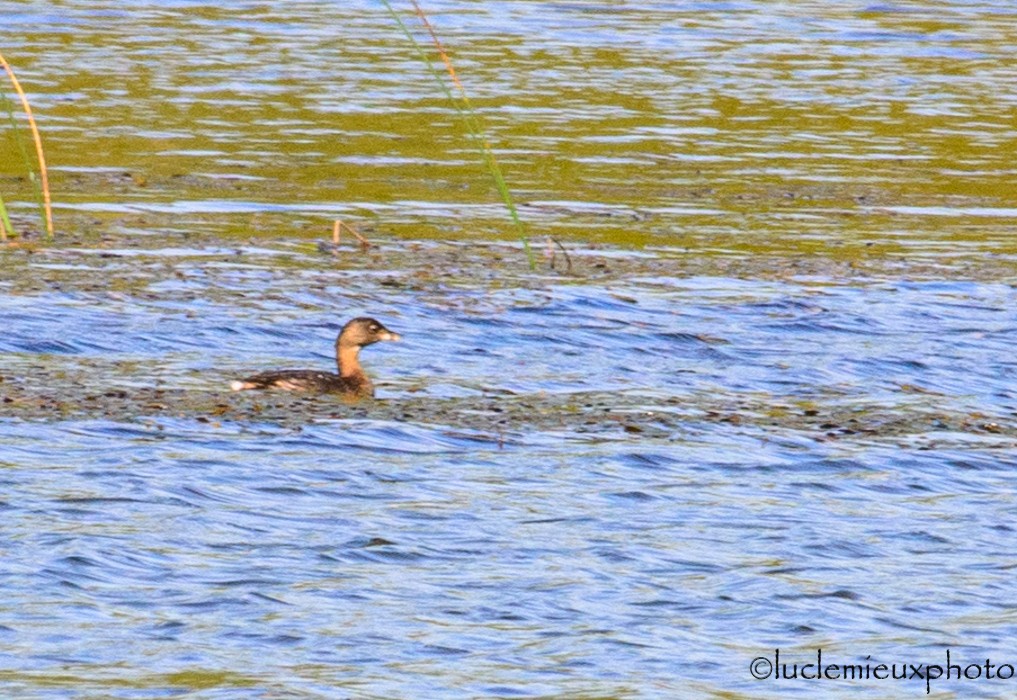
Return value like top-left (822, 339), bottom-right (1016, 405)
top-left (369, 324), bottom-right (380, 332)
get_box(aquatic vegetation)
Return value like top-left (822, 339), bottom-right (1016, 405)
top-left (0, 51), bottom-right (53, 240)
top-left (0, 189), bottom-right (12, 242)
top-left (0, 91), bottom-right (16, 241)
top-left (381, 0), bottom-right (535, 268)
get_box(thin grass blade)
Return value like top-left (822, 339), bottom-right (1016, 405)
top-left (0, 51), bottom-right (54, 238)
top-left (0, 191), bottom-right (12, 241)
top-left (0, 88), bottom-right (45, 234)
top-left (381, 0), bottom-right (535, 268)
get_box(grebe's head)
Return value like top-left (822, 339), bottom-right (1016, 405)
top-left (337, 317), bottom-right (401, 348)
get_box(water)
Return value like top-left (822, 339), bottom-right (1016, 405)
top-left (2, 2), bottom-right (1017, 698)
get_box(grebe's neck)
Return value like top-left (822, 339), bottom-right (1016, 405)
top-left (336, 344), bottom-right (364, 378)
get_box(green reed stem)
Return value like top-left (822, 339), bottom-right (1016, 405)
top-left (0, 191), bottom-right (12, 241)
top-left (381, 0), bottom-right (535, 268)
top-left (0, 87), bottom-right (45, 236)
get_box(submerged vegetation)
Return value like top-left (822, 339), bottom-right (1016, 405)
top-left (1, 6), bottom-right (532, 260)
top-left (0, 50), bottom-right (53, 240)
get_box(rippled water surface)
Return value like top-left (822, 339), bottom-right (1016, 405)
top-left (3, 2), bottom-right (1017, 698)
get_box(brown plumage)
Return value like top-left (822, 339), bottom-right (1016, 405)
top-left (230, 317), bottom-right (400, 398)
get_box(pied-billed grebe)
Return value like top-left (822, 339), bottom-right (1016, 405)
top-left (230, 317), bottom-right (400, 398)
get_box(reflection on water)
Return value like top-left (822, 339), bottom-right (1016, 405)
top-left (2, 2), bottom-right (1017, 698)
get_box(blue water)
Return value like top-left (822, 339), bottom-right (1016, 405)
top-left (2, 242), bottom-right (1016, 698)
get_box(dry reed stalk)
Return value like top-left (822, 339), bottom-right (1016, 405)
top-left (409, 1), bottom-right (466, 96)
top-left (0, 51), bottom-right (53, 238)
top-left (544, 235), bottom-right (573, 273)
top-left (332, 219), bottom-right (371, 249)
top-left (549, 236), bottom-right (573, 274)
